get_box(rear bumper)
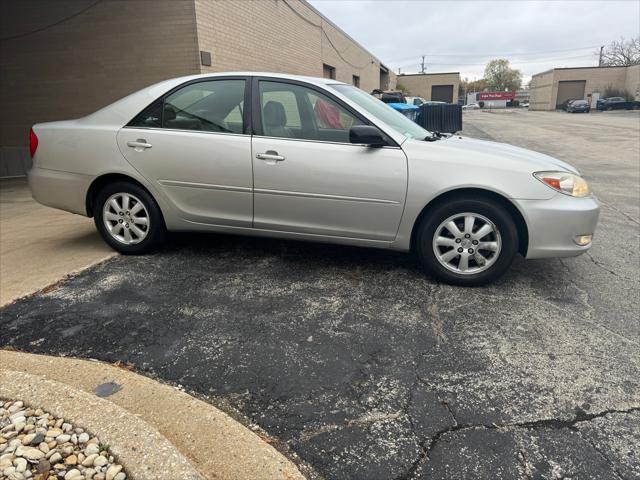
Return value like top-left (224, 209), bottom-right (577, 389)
top-left (515, 194), bottom-right (600, 259)
top-left (28, 166), bottom-right (93, 216)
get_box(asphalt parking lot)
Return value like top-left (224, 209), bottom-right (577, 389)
top-left (1, 110), bottom-right (639, 479)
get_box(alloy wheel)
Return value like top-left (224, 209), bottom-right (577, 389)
top-left (432, 212), bottom-right (502, 275)
top-left (102, 192), bottom-right (150, 245)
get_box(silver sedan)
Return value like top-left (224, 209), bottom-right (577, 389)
top-left (28, 72), bottom-right (599, 285)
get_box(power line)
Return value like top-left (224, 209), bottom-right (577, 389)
top-left (395, 53), bottom-right (597, 71)
top-left (386, 45), bottom-right (601, 64)
top-left (281, 0), bottom-right (372, 69)
top-left (0, 0), bottom-right (102, 42)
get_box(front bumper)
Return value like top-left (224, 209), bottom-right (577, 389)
top-left (28, 166), bottom-right (93, 216)
top-left (515, 194), bottom-right (600, 259)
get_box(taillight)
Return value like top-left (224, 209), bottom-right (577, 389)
top-left (29, 128), bottom-right (38, 158)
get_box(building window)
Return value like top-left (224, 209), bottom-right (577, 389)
top-left (352, 75), bottom-right (360, 88)
top-left (323, 64), bottom-right (336, 80)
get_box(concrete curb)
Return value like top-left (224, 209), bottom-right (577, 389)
top-left (0, 351), bottom-right (305, 480)
top-left (0, 369), bottom-right (202, 480)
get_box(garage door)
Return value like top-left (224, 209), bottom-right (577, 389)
top-left (431, 85), bottom-right (453, 103)
top-left (556, 80), bottom-right (586, 108)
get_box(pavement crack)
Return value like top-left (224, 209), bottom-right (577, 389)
top-left (578, 433), bottom-right (625, 480)
top-left (599, 199), bottom-right (640, 226)
top-left (393, 405), bottom-right (640, 480)
top-left (585, 252), bottom-right (631, 280)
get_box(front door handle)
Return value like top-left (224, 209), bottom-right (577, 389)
top-left (256, 151), bottom-right (285, 162)
top-left (127, 139), bottom-right (152, 150)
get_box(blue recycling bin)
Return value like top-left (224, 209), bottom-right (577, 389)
top-left (387, 102), bottom-right (419, 123)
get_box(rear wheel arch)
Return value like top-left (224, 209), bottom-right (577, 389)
top-left (86, 173), bottom-right (156, 218)
top-left (410, 188), bottom-right (529, 257)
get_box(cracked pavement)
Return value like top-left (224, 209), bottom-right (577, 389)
top-left (1, 110), bottom-right (639, 479)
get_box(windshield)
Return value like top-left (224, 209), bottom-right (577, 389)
top-left (331, 84), bottom-right (432, 140)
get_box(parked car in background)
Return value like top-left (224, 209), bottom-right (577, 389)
top-left (381, 91), bottom-right (406, 104)
top-left (520, 102), bottom-right (529, 108)
top-left (28, 72), bottom-right (599, 286)
top-left (596, 96), bottom-right (640, 111)
top-left (405, 96), bottom-right (427, 106)
top-left (462, 103), bottom-right (480, 110)
top-left (567, 100), bottom-right (590, 113)
top-left (560, 99), bottom-right (577, 111)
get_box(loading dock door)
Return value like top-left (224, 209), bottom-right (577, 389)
top-left (556, 80), bottom-right (586, 108)
top-left (431, 85), bottom-right (454, 103)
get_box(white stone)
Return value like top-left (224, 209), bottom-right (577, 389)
top-left (81, 454), bottom-right (98, 467)
top-left (113, 473), bottom-right (126, 480)
top-left (49, 452), bottom-right (62, 464)
top-left (84, 444), bottom-right (99, 456)
top-left (56, 434), bottom-right (71, 444)
top-left (78, 433), bottom-right (89, 444)
top-left (65, 469), bottom-right (82, 480)
top-left (105, 464), bottom-right (122, 480)
top-left (93, 455), bottom-right (108, 467)
top-left (13, 457), bottom-right (27, 472)
top-left (17, 447), bottom-right (44, 461)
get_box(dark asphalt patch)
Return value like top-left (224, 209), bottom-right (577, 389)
top-left (1, 233), bottom-right (639, 479)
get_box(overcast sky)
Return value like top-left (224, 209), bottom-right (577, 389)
top-left (308, 0), bottom-right (640, 83)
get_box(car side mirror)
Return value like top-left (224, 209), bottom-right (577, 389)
top-left (349, 125), bottom-right (387, 147)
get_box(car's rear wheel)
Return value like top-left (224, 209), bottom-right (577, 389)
top-left (416, 198), bottom-right (518, 286)
top-left (94, 181), bottom-right (165, 254)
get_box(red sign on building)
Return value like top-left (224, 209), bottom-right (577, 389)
top-left (479, 91), bottom-right (516, 100)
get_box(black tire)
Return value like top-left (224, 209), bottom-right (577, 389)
top-left (94, 181), bottom-right (166, 254)
top-left (415, 197), bottom-right (519, 286)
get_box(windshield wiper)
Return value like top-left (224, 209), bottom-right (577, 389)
top-left (424, 132), bottom-right (442, 142)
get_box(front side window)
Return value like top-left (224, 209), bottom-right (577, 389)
top-left (129, 79), bottom-right (246, 133)
top-left (258, 81), bottom-right (363, 143)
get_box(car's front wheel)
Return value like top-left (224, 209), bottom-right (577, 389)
top-left (94, 181), bottom-right (166, 254)
top-left (415, 198), bottom-right (518, 286)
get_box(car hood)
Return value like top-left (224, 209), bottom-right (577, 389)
top-left (404, 135), bottom-right (580, 175)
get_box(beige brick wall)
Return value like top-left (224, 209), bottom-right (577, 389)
top-left (395, 73), bottom-right (460, 103)
top-left (1, 0), bottom-right (201, 147)
top-left (530, 66), bottom-right (637, 110)
top-left (1, 0), bottom-right (386, 151)
top-left (529, 70), bottom-right (554, 110)
top-left (194, 0), bottom-right (385, 93)
top-left (625, 65), bottom-right (640, 100)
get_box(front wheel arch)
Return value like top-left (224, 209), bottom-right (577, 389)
top-left (409, 188), bottom-right (529, 257)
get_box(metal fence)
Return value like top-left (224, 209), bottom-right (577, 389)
top-left (417, 104), bottom-right (462, 134)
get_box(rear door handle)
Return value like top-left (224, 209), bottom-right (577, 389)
top-left (256, 151), bottom-right (285, 162)
top-left (127, 139), bottom-right (152, 150)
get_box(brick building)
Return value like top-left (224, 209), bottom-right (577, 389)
top-left (529, 65), bottom-right (640, 110)
top-left (396, 72), bottom-right (461, 104)
top-left (0, 0), bottom-right (396, 176)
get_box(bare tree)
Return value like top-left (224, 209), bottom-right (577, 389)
top-left (600, 37), bottom-right (640, 66)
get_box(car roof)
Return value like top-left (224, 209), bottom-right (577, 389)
top-left (82, 72), bottom-right (348, 126)
top-left (170, 71), bottom-right (348, 87)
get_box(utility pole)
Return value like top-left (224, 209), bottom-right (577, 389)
top-left (420, 55), bottom-right (426, 74)
top-left (598, 45), bottom-right (604, 67)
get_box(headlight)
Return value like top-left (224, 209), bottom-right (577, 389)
top-left (534, 171), bottom-right (590, 197)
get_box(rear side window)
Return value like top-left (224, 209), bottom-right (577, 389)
top-left (128, 79), bottom-right (246, 134)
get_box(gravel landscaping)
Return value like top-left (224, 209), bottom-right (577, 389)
top-left (0, 401), bottom-right (126, 480)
